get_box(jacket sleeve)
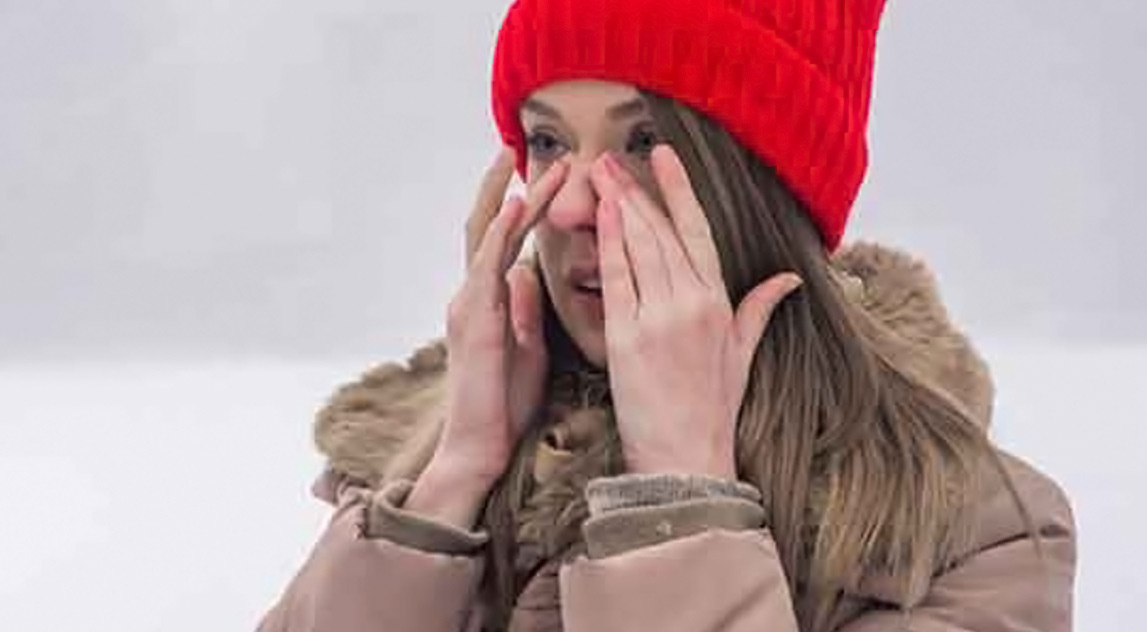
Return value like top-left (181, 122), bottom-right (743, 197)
top-left (256, 472), bottom-right (487, 632)
top-left (558, 468), bottom-right (1076, 632)
top-left (839, 459), bottom-right (1077, 632)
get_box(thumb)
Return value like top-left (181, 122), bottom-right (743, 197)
top-left (506, 261), bottom-right (545, 350)
top-left (733, 272), bottom-right (803, 364)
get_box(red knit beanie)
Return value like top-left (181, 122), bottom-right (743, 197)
top-left (491, 0), bottom-right (887, 251)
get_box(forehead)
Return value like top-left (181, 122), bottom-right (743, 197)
top-left (522, 79), bottom-right (642, 119)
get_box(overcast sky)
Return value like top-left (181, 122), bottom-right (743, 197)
top-left (1, 0), bottom-right (1144, 362)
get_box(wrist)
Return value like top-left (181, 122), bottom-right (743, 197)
top-left (406, 460), bottom-right (494, 530)
top-left (624, 450), bottom-right (737, 481)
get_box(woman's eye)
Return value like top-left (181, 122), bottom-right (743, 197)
top-left (525, 130), bottom-right (566, 161)
top-left (626, 125), bottom-right (660, 159)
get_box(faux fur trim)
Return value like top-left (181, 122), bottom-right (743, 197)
top-left (833, 242), bottom-right (995, 426)
top-left (312, 241), bottom-right (994, 490)
top-left (313, 341), bottom-right (447, 490)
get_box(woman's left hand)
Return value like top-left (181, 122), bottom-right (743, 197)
top-left (589, 145), bottom-right (803, 480)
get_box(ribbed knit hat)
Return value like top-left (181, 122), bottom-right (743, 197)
top-left (491, 0), bottom-right (887, 251)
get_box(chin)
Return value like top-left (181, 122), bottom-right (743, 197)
top-left (569, 329), bottom-right (607, 368)
top-left (550, 299), bottom-right (608, 368)
top-left (542, 266), bottom-right (608, 368)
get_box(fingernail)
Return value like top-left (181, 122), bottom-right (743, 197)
top-left (602, 152), bottom-right (624, 179)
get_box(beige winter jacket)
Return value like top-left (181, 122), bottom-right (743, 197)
top-left (258, 243), bottom-right (1076, 631)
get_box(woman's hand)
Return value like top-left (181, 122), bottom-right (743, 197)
top-left (407, 149), bottom-right (566, 528)
top-left (588, 146), bottom-right (802, 480)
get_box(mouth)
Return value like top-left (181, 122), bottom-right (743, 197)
top-left (569, 268), bottom-right (603, 299)
top-left (573, 278), bottom-right (602, 297)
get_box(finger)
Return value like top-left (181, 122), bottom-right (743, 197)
top-left (467, 160), bottom-right (567, 309)
top-left (597, 197), bottom-right (638, 323)
top-left (650, 144), bottom-right (724, 288)
top-left (734, 272), bottom-right (803, 367)
top-left (589, 154), bottom-right (683, 300)
top-left (618, 193), bottom-right (672, 303)
top-left (466, 147), bottom-right (517, 268)
top-left (507, 262), bottom-right (545, 346)
top-left (468, 195), bottom-right (526, 305)
top-left (501, 159), bottom-right (568, 271)
top-left (469, 158), bottom-right (566, 283)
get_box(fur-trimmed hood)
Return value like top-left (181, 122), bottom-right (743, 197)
top-left (312, 242), bottom-right (995, 491)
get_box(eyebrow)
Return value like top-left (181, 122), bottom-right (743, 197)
top-left (522, 96), bottom-right (648, 122)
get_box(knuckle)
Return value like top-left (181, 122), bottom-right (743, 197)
top-left (446, 298), bottom-right (467, 336)
top-left (702, 301), bottom-right (727, 328)
top-left (467, 203), bottom-right (493, 227)
top-left (449, 302), bottom-right (507, 348)
top-left (685, 296), bottom-right (723, 328)
top-left (631, 321), bottom-right (663, 353)
top-left (467, 326), bottom-right (504, 351)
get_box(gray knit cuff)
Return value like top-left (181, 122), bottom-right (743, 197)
top-left (585, 473), bottom-right (763, 516)
top-left (581, 497), bottom-right (766, 559)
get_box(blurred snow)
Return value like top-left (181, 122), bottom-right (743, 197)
top-left (0, 357), bottom-right (353, 631)
top-left (0, 341), bottom-right (1143, 630)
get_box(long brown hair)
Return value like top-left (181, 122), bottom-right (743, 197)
top-left (478, 91), bottom-right (1033, 631)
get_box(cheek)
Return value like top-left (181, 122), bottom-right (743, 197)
top-left (533, 226), bottom-right (578, 305)
top-left (617, 153), bottom-right (655, 184)
top-left (525, 158), bottom-right (549, 187)
top-left (532, 226), bottom-right (560, 270)
top-left (624, 160), bottom-right (664, 207)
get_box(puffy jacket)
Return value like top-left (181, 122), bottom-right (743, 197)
top-left (257, 242), bottom-right (1076, 632)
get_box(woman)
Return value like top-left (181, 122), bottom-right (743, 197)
top-left (259, 0), bottom-right (1075, 630)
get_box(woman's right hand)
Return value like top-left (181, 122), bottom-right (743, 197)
top-left (406, 149), bottom-right (567, 528)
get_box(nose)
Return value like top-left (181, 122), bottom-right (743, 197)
top-left (544, 159), bottom-right (600, 232)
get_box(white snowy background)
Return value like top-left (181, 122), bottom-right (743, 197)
top-left (1, 1), bottom-right (1144, 630)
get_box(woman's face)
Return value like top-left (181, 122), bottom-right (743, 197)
top-left (520, 79), bottom-right (661, 367)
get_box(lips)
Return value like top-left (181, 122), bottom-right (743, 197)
top-left (575, 279), bottom-right (602, 294)
top-left (569, 267), bottom-right (602, 296)
top-left (568, 265), bottom-right (604, 319)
